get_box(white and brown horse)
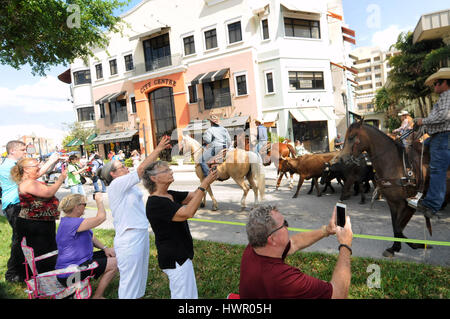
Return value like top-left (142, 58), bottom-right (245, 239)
top-left (179, 135), bottom-right (265, 211)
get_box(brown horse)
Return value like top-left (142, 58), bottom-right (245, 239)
top-left (340, 120), bottom-right (450, 257)
top-left (262, 142), bottom-right (297, 188)
top-left (179, 135), bottom-right (265, 211)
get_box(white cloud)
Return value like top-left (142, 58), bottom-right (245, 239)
top-left (371, 25), bottom-right (412, 51)
top-left (0, 75), bottom-right (73, 113)
top-left (0, 124), bottom-right (67, 153)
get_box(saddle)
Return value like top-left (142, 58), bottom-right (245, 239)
top-left (206, 149), bottom-right (227, 170)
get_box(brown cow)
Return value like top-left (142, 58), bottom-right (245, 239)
top-left (263, 142), bottom-right (297, 188)
top-left (278, 151), bottom-right (340, 198)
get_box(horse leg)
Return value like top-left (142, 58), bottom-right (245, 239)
top-left (246, 175), bottom-right (259, 207)
top-left (206, 185), bottom-right (218, 211)
top-left (293, 176), bottom-right (305, 198)
top-left (383, 200), bottom-right (418, 257)
top-left (234, 176), bottom-right (250, 211)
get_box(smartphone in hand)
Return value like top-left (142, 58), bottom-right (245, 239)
top-left (336, 202), bottom-right (346, 227)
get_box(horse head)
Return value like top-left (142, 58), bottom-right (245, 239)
top-left (341, 118), bottom-right (370, 162)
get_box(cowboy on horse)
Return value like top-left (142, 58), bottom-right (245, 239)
top-left (407, 67), bottom-right (450, 219)
top-left (200, 115), bottom-right (232, 177)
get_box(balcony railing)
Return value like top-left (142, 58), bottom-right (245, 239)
top-left (131, 54), bottom-right (183, 78)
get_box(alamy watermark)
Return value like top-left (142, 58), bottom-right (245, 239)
top-left (367, 264), bottom-right (381, 289)
top-left (67, 4), bottom-right (81, 29)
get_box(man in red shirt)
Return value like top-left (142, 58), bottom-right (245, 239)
top-left (239, 205), bottom-right (353, 299)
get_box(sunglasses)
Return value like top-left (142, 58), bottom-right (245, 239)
top-left (267, 219), bottom-right (289, 238)
top-left (434, 80), bottom-right (444, 87)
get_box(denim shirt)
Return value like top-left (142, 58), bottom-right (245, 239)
top-left (0, 158), bottom-right (19, 210)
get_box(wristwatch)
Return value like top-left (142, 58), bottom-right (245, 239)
top-left (197, 186), bottom-right (206, 192)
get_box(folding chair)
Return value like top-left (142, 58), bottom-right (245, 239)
top-left (21, 237), bottom-right (98, 299)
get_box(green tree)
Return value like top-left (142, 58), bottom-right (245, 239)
top-left (387, 32), bottom-right (445, 117)
top-left (374, 87), bottom-right (401, 131)
top-left (63, 121), bottom-right (96, 155)
top-left (0, 0), bottom-right (129, 76)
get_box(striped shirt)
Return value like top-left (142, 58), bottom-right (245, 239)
top-left (422, 90), bottom-right (450, 135)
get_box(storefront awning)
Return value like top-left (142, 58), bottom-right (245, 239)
top-left (129, 27), bottom-right (170, 41)
top-left (280, 0), bottom-right (321, 15)
top-left (289, 109), bottom-right (307, 122)
top-left (190, 68), bottom-right (229, 85)
top-left (221, 115), bottom-right (249, 128)
top-left (262, 111), bottom-right (279, 123)
top-left (290, 107), bottom-right (336, 122)
top-left (91, 130), bottom-right (138, 144)
top-left (182, 115), bottom-right (248, 133)
top-left (66, 138), bottom-right (83, 147)
top-left (95, 91), bottom-right (126, 104)
top-left (182, 120), bottom-right (210, 133)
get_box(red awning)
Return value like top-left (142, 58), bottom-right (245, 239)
top-left (57, 68), bottom-right (71, 84)
top-left (327, 11), bottom-right (342, 21)
top-left (343, 35), bottom-right (356, 44)
top-left (341, 26), bottom-right (355, 37)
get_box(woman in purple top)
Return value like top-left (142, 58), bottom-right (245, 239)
top-left (56, 193), bottom-right (118, 299)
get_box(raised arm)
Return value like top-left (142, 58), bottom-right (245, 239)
top-left (137, 135), bottom-right (172, 179)
top-left (172, 170), bottom-right (218, 221)
top-left (77, 192), bottom-right (107, 232)
top-left (20, 166), bottom-right (68, 198)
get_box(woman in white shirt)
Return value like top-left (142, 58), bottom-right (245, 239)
top-left (98, 136), bottom-right (171, 299)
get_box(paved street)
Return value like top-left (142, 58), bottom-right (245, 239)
top-left (71, 164), bottom-right (450, 267)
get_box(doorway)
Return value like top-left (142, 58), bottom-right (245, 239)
top-left (149, 87), bottom-right (177, 161)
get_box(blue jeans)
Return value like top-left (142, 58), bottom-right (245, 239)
top-left (421, 132), bottom-right (450, 213)
top-left (200, 145), bottom-right (225, 176)
top-left (92, 176), bottom-right (106, 192)
top-left (70, 183), bottom-right (85, 196)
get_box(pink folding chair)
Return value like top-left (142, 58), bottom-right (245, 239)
top-left (21, 237), bottom-right (98, 299)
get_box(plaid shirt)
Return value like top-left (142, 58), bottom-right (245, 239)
top-left (422, 90), bottom-right (450, 135)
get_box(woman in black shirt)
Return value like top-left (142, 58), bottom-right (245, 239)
top-left (143, 160), bottom-right (217, 299)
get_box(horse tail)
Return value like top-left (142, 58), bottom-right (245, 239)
top-left (286, 143), bottom-right (297, 158)
top-left (249, 152), bottom-right (265, 201)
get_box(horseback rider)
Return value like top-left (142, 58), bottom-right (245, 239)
top-left (254, 118), bottom-right (268, 157)
top-left (200, 115), bottom-right (232, 177)
top-left (392, 110), bottom-right (414, 147)
top-left (407, 67), bottom-right (450, 219)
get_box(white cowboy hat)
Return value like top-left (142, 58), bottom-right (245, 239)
top-left (397, 110), bottom-right (409, 116)
top-left (208, 114), bottom-right (219, 124)
top-left (424, 67), bottom-right (450, 86)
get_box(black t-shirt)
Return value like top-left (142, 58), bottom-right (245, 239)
top-left (146, 190), bottom-right (192, 269)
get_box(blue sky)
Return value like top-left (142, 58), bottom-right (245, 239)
top-left (0, 0), bottom-right (448, 150)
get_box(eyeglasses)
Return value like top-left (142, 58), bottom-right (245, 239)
top-left (267, 219), bottom-right (289, 238)
top-left (434, 80), bottom-right (444, 87)
top-left (24, 163), bottom-right (40, 168)
top-left (79, 203), bottom-right (87, 207)
top-left (155, 168), bottom-right (172, 175)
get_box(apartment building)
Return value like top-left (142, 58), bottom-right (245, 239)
top-left (59, 0), bottom-right (354, 156)
top-left (349, 46), bottom-right (399, 129)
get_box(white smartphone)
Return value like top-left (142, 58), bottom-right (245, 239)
top-left (336, 202), bottom-right (346, 227)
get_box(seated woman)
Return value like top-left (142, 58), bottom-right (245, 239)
top-left (142, 161), bottom-right (217, 299)
top-left (55, 192), bottom-right (118, 299)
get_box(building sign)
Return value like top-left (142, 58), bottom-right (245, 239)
top-left (140, 78), bottom-right (177, 93)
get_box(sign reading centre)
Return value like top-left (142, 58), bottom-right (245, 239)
top-left (140, 78), bottom-right (177, 93)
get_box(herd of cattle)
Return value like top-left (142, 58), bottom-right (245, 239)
top-left (268, 147), bottom-right (376, 205)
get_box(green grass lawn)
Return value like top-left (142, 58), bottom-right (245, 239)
top-left (0, 216), bottom-right (448, 299)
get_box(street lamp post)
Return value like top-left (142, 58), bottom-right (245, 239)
top-left (136, 117), bottom-right (148, 157)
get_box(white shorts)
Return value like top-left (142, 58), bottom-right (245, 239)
top-left (114, 229), bottom-right (149, 299)
top-left (162, 259), bottom-right (198, 299)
